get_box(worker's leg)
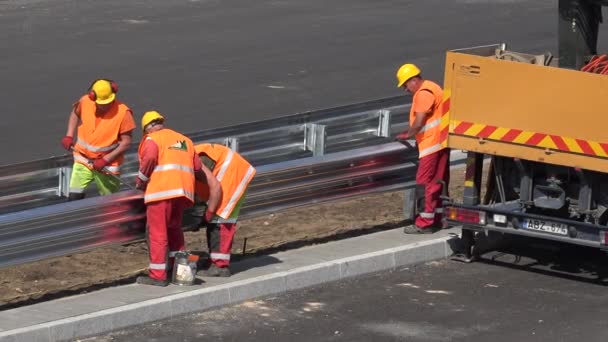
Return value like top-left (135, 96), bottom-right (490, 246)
top-left (210, 195), bottom-right (244, 268)
top-left (68, 163), bottom-right (94, 200)
top-left (146, 200), bottom-right (171, 281)
top-left (431, 148), bottom-right (451, 226)
top-left (167, 197), bottom-right (188, 269)
top-left (414, 152), bottom-right (441, 229)
top-left (93, 171), bottom-right (121, 195)
top-left (201, 195), bottom-right (245, 277)
top-left (206, 221), bottom-right (221, 264)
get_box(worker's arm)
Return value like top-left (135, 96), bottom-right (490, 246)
top-left (102, 132), bottom-right (132, 163)
top-left (398, 90), bottom-right (435, 140)
top-left (195, 163), bottom-right (221, 214)
top-left (61, 102), bottom-right (81, 151)
top-left (65, 110), bottom-right (79, 137)
top-left (136, 138), bottom-right (158, 189)
top-left (406, 111), bottom-right (430, 138)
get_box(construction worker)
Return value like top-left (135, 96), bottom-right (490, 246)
top-left (135, 111), bottom-right (221, 286)
top-left (395, 64), bottom-right (450, 234)
top-left (193, 143), bottom-right (257, 277)
top-left (60, 79), bottom-right (136, 200)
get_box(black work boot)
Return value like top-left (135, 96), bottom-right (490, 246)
top-left (197, 264), bottom-right (231, 277)
top-left (136, 276), bottom-right (169, 287)
top-left (68, 193), bottom-right (85, 201)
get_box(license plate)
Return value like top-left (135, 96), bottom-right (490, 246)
top-left (521, 219), bottom-right (568, 236)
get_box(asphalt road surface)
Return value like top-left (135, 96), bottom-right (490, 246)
top-left (85, 236), bottom-right (608, 342)
top-left (2, 0), bottom-right (597, 164)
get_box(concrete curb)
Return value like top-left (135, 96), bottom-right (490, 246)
top-left (0, 235), bottom-right (456, 342)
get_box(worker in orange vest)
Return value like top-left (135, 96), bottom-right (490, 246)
top-left (60, 79), bottom-right (136, 200)
top-left (193, 143), bottom-right (256, 277)
top-left (395, 64), bottom-right (450, 234)
top-left (135, 111), bottom-right (221, 286)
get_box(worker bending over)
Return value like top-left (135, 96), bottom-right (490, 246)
top-left (135, 111), bottom-right (221, 286)
top-left (193, 143), bottom-right (256, 277)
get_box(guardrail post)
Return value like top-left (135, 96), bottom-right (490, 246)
top-left (305, 123), bottom-right (326, 156)
top-left (58, 167), bottom-right (72, 197)
top-left (224, 137), bottom-right (239, 152)
top-left (377, 109), bottom-right (391, 138)
top-left (402, 187), bottom-right (416, 221)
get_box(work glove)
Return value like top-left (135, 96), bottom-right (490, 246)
top-left (135, 177), bottom-right (147, 191)
top-left (196, 209), bottom-right (215, 229)
top-left (92, 158), bottom-right (109, 172)
top-left (205, 209), bottom-right (215, 223)
top-left (395, 132), bottom-right (409, 141)
top-left (61, 136), bottom-right (74, 151)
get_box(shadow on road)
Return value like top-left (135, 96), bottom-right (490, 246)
top-left (471, 233), bottom-right (608, 286)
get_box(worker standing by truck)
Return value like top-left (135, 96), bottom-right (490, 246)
top-left (135, 111), bottom-right (221, 286)
top-left (395, 64), bottom-right (450, 234)
top-left (193, 143), bottom-right (256, 277)
top-left (60, 79), bottom-right (136, 200)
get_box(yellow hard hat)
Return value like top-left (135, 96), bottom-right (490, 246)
top-left (141, 111), bottom-right (165, 133)
top-left (395, 63), bottom-right (421, 88)
top-left (89, 79), bottom-right (117, 104)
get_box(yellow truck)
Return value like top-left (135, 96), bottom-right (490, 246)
top-left (442, 0), bottom-right (608, 259)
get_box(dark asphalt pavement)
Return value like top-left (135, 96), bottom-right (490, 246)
top-left (0, 0), bottom-right (572, 164)
top-left (84, 236), bottom-right (608, 342)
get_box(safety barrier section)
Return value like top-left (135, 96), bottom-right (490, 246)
top-left (0, 96), bottom-right (409, 214)
top-left (0, 142), bottom-right (424, 269)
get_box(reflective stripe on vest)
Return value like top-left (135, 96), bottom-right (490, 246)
top-left (216, 150), bottom-right (234, 182)
top-left (210, 253), bottom-right (231, 261)
top-left (418, 118), bottom-right (441, 134)
top-left (218, 165), bottom-right (255, 218)
top-left (75, 138), bottom-right (119, 153)
top-left (154, 164), bottom-right (194, 173)
top-left (419, 143), bottom-right (443, 159)
top-left (145, 189), bottom-right (194, 202)
top-left (73, 154), bottom-right (121, 173)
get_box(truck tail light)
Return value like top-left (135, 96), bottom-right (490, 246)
top-left (446, 207), bottom-right (486, 225)
top-left (601, 231), bottom-right (608, 245)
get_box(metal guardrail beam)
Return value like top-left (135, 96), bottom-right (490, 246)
top-left (0, 191), bottom-right (146, 268)
top-left (0, 142), bottom-right (423, 269)
top-left (2, 95), bottom-right (479, 270)
top-left (0, 96), bottom-right (410, 214)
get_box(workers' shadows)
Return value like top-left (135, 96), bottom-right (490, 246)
top-left (460, 232), bottom-right (608, 286)
top-left (190, 251), bottom-right (282, 277)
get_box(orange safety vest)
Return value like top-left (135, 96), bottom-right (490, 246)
top-left (139, 129), bottom-right (196, 204)
top-left (73, 95), bottom-right (130, 174)
top-left (194, 144), bottom-right (257, 219)
top-left (409, 80), bottom-right (445, 159)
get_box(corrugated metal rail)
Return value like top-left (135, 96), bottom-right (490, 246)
top-left (0, 96), bottom-right (464, 269)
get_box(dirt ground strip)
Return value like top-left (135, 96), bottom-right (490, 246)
top-left (0, 167), bottom-right (478, 309)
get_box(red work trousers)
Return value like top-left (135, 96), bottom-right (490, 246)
top-left (207, 222), bottom-right (236, 268)
top-left (415, 148), bottom-right (450, 229)
top-left (146, 197), bottom-right (191, 281)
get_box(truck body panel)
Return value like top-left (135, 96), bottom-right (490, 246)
top-left (442, 46), bottom-right (608, 173)
top-left (441, 45), bottom-right (608, 252)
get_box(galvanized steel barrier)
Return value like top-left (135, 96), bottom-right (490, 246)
top-left (0, 96), bottom-right (462, 269)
